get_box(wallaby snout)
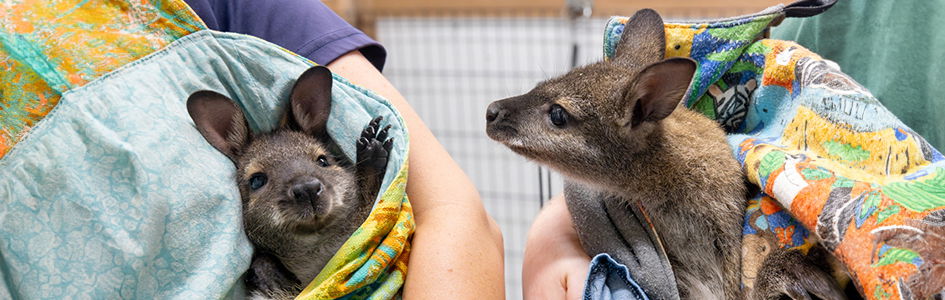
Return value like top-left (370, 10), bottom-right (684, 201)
top-left (485, 94), bottom-right (545, 144)
top-left (485, 99), bottom-right (516, 142)
top-left (486, 96), bottom-right (527, 125)
top-left (289, 178), bottom-right (323, 203)
top-left (485, 101), bottom-right (504, 123)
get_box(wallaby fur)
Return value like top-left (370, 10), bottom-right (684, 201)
top-left (187, 66), bottom-right (392, 299)
top-left (751, 244), bottom-right (850, 300)
top-left (487, 9), bottom-right (744, 299)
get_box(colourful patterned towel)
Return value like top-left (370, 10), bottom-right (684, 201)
top-left (0, 1), bottom-right (413, 299)
top-left (605, 6), bottom-right (944, 300)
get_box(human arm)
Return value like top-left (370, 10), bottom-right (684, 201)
top-left (522, 195), bottom-right (590, 300)
top-left (327, 51), bottom-right (506, 299)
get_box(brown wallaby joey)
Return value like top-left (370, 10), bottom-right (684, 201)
top-left (487, 9), bottom-right (849, 300)
top-left (187, 66), bottom-right (392, 299)
top-left (486, 9), bottom-right (744, 299)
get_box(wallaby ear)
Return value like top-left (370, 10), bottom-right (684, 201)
top-left (284, 66), bottom-right (333, 139)
top-left (627, 57), bottom-right (697, 127)
top-left (614, 9), bottom-right (666, 68)
top-left (187, 91), bottom-right (250, 162)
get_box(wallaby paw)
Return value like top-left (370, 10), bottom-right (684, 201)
top-left (751, 248), bottom-right (847, 300)
top-left (356, 116), bottom-right (393, 173)
top-left (245, 252), bottom-right (300, 296)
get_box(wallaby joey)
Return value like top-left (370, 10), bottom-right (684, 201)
top-left (487, 9), bottom-right (850, 300)
top-left (486, 9), bottom-right (744, 299)
top-left (187, 66), bottom-right (392, 299)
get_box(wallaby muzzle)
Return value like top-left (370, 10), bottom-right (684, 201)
top-left (485, 94), bottom-right (540, 143)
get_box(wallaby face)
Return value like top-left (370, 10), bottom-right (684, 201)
top-left (188, 66), bottom-right (360, 239)
top-left (188, 66), bottom-right (391, 299)
top-left (235, 131), bottom-right (356, 235)
top-left (486, 10), bottom-right (695, 191)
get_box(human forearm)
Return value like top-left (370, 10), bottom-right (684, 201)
top-left (327, 51), bottom-right (505, 299)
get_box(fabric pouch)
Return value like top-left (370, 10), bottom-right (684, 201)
top-left (0, 1), bottom-right (413, 299)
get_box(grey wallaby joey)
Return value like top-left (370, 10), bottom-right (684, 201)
top-left (487, 9), bottom-right (844, 300)
top-left (187, 66), bottom-right (392, 299)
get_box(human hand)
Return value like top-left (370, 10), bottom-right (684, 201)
top-left (522, 195), bottom-right (591, 300)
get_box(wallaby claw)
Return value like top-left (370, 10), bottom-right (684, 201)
top-left (383, 136), bottom-right (393, 153)
top-left (356, 116), bottom-right (392, 173)
top-left (784, 283), bottom-right (815, 300)
top-left (245, 252), bottom-right (300, 295)
top-left (752, 248), bottom-right (846, 300)
top-left (377, 125), bottom-right (391, 142)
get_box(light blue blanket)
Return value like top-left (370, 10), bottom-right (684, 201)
top-left (583, 254), bottom-right (649, 300)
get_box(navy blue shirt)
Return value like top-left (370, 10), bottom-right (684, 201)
top-left (185, 0), bottom-right (386, 71)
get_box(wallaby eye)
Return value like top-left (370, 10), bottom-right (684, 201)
top-left (317, 155), bottom-right (330, 167)
top-left (249, 173), bottom-right (268, 191)
top-left (549, 104), bottom-right (569, 127)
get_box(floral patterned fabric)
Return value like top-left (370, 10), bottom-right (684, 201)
top-left (0, 0), bottom-right (203, 158)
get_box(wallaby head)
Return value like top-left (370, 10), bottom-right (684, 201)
top-left (485, 9), bottom-right (696, 185)
top-left (187, 66), bottom-right (358, 248)
top-left (188, 66), bottom-right (392, 296)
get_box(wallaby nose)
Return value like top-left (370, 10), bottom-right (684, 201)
top-left (290, 180), bottom-right (323, 202)
top-left (486, 102), bottom-right (504, 123)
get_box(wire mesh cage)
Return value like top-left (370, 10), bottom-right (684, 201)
top-left (361, 2), bottom-right (783, 298)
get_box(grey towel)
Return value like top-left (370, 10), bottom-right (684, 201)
top-left (565, 180), bottom-right (680, 300)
